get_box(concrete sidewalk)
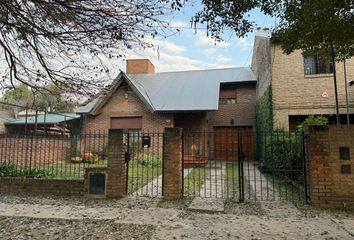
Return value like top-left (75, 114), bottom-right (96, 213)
top-left (0, 195), bottom-right (354, 240)
top-left (133, 168), bottom-right (193, 197)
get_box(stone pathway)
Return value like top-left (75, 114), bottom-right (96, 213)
top-left (198, 161), bottom-right (226, 198)
top-left (243, 161), bottom-right (280, 201)
top-left (188, 161), bottom-right (226, 212)
top-left (134, 168), bottom-right (193, 197)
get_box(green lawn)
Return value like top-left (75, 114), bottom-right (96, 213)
top-left (183, 167), bottom-right (209, 197)
top-left (264, 172), bottom-right (306, 205)
top-left (45, 160), bottom-right (108, 179)
top-left (46, 156), bottom-right (163, 194)
top-left (224, 162), bottom-right (240, 199)
top-left (127, 158), bottom-right (162, 194)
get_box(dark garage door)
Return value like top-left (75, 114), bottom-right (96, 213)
top-left (110, 117), bottom-right (142, 129)
top-left (214, 126), bottom-right (254, 161)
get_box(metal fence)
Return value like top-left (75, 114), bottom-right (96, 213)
top-left (182, 130), bottom-right (309, 203)
top-left (125, 130), bottom-right (164, 197)
top-left (0, 127), bottom-right (309, 203)
top-left (0, 132), bottom-right (108, 179)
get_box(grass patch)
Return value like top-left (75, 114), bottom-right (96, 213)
top-left (127, 155), bottom-right (163, 194)
top-left (183, 167), bottom-right (209, 197)
top-left (264, 172), bottom-right (306, 205)
top-left (224, 162), bottom-right (240, 199)
top-left (0, 161), bottom-right (108, 179)
top-left (43, 160), bottom-right (108, 179)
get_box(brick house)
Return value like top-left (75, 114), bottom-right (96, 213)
top-left (252, 31), bottom-right (354, 131)
top-left (76, 59), bottom-right (257, 162)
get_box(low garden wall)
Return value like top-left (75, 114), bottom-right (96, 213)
top-left (0, 177), bottom-right (85, 196)
top-left (308, 125), bottom-right (354, 208)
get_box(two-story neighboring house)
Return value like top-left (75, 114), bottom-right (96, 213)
top-left (252, 31), bottom-right (354, 131)
top-left (76, 59), bottom-right (257, 163)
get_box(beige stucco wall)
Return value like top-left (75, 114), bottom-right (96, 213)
top-left (271, 43), bottom-right (354, 130)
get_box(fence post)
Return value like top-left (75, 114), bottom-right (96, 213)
top-left (301, 131), bottom-right (310, 204)
top-left (237, 133), bottom-right (244, 202)
top-left (163, 128), bottom-right (183, 200)
top-left (106, 129), bottom-right (126, 198)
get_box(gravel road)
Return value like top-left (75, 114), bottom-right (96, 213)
top-left (0, 194), bottom-right (354, 240)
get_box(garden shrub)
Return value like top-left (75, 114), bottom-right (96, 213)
top-left (136, 154), bottom-right (162, 167)
top-left (0, 163), bottom-right (55, 178)
top-left (261, 131), bottom-right (303, 181)
top-left (297, 115), bottom-right (328, 132)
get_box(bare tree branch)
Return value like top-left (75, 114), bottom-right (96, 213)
top-left (0, 0), bottom-right (179, 96)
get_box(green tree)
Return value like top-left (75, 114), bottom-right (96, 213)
top-left (34, 85), bottom-right (76, 113)
top-left (0, 84), bottom-right (33, 117)
top-left (0, 84), bottom-right (76, 116)
top-left (188, 0), bottom-right (354, 57)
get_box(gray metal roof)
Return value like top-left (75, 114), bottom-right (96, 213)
top-left (0, 114), bottom-right (15, 122)
top-left (75, 97), bottom-right (100, 114)
top-left (6, 113), bottom-right (80, 125)
top-left (127, 67), bottom-right (256, 112)
top-left (76, 67), bottom-right (256, 113)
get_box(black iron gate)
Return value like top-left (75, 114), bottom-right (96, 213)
top-left (182, 130), bottom-right (310, 203)
top-left (125, 130), bottom-right (164, 197)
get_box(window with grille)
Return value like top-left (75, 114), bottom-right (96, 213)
top-left (219, 88), bottom-right (237, 105)
top-left (304, 54), bottom-right (333, 75)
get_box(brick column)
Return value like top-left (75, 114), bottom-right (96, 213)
top-left (307, 127), bottom-right (331, 207)
top-left (163, 128), bottom-right (183, 200)
top-left (106, 129), bottom-right (126, 198)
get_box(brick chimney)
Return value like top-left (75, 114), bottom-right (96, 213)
top-left (126, 59), bottom-right (155, 74)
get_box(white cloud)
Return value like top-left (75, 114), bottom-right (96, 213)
top-left (235, 37), bottom-right (253, 51)
top-left (144, 48), bottom-right (203, 72)
top-left (203, 48), bottom-right (217, 56)
top-left (216, 55), bottom-right (232, 64)
top-left (162, 42), bottom-right (186, 54)
top-left (195, 34), bottom-right (232, 48)
top-left (168, 20), bottom-right (190, 29)
top-left (139, 36), bottom-right (186, 54)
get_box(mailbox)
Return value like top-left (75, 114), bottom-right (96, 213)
top-left (142, 136), bottom-right (151, 148)
top-left (89, 172), bottom-right (106, 195)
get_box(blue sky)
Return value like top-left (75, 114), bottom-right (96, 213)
top-left (113, 3), bottom-right (275, 73)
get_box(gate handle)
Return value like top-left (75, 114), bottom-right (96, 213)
top-left (125, 152), bottom-right (131, 163)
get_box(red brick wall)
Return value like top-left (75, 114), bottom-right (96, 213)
top-left (207, 84), bottom-right (256, 128)
top-left (0, 178), bottom-right (84, 196)
top-left (106, 129), bottom-right (126, 198)
top-left (0, 136), bottom-right (69, 168)
top-left (82, 82), bottom-right (174, 133)
top-left (308, 125), bottom-right (354, 208)
top-left (126, 59), bottom-right (155, 74)
top-left (163, 128), bottom-right (183, 200)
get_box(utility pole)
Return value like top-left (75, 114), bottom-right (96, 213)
top-left (344, 59), bottom-right (350, 125)
top-left (331, 43), bottom-right (340, 125)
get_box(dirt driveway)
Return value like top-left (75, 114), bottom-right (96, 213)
top-left (0, 194), bottom-right (354, 240)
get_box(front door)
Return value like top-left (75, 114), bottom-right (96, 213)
top-left (213, 126), bottom-right (254, 161)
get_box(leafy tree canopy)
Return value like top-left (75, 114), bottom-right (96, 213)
top-left (1, 0), bottom-right (353, 95)
top-left (189, 0), bottom-right (354, 58)
top-left (0, 84), bottom-right (76, 116)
